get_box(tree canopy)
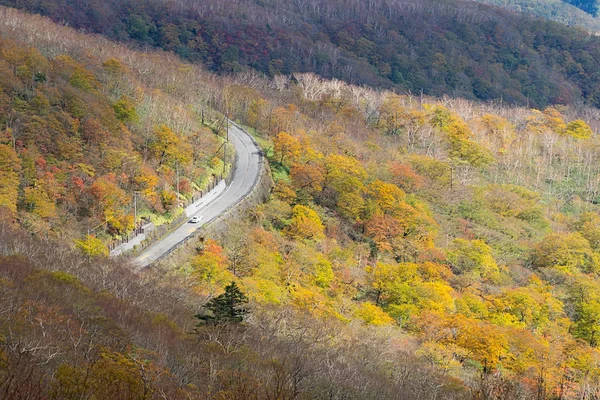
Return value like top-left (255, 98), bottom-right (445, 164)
top-left (195, 281), bottom-right (249, 324)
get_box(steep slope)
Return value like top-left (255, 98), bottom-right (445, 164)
top-left (0, 224), bottom-right (467, 399)
top-left (0, 6), bottom-right (228, 247)
top-left (0, 10), bottom-right (470, 399)
top-left (2, 0), bottom-right (600, 107)
top-left (5, 3), bottom-right (600, 399)
top-left (167, 70), bottom-right (600, 397)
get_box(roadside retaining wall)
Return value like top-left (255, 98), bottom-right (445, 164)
top-left (154, 142), bottom-right (273, 268)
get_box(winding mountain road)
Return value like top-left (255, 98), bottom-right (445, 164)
top-left (133, 122), bottom-right (263, 270)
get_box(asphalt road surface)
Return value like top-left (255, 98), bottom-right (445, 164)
top-left (133, 122), bottom-right (262, 270)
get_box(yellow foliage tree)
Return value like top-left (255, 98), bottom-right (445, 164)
top-left (192, 239), bottom-right (233, 287)
top-left (287, 205), bottom-right (325, 241)
top-left (526, 108), bottom-right (567, 134)
top-left (417, 312), bottom-right (509, 373)
top-left (23, 183), bottom-right (57, 219)
top-left (273, 131), bottom-right (301, 165)
top-left (52, 350), bottom-right (160, 399)
top-left (564, 119), bottom-right (593, 139)
top-left (365, 180), bottom-right (405, 216)
top-left (479, 114), bottom-right (515, 153)
top-left (447, 239), bottom-right (500, 285)
top-left (74, 234), bottom-right (109, 257)
top-left (0, 144), bottom-right (21, 216)
top-left (377, 94), bottom-right (426, 139)
top-left (150, 124), bottom-right (191, 167)
top-left (532, 232), bottom-right (600, 275)
top-left (135, 164), bottom-right (160, 200)
top-left (324, 154), bottom-right (367, 195)
top-left (572, 213), bottom-right (600, 251)
top-left (355, 302), bottom-right (395, 326)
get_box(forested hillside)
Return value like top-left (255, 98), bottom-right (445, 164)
top-left (1, 223), bottom-right (467, 399)
top-left (4, 3), bottom-right (600, 399)
top-left (0, 7), bottom-right (229, 245)
top-left (470, 0), bottom-right (600, 31)
top-left (3, 0), bottom-right (600, 108)
top-left (563, 0), bottom-right (598, 15)
top-left (175, 69), bottom-right (600, 397)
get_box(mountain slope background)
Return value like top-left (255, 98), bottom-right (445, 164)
top-left (2, 0), bottom-right (600, 108)
top-left (564, 0), bottom-right (599, 15)
top-left (469, 0), bottom-right (600, 31)
top-left (4, 2), bottom-right (600, 399)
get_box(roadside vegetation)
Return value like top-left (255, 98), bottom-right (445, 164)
top-left (3, 4), bottom-right (600, 399)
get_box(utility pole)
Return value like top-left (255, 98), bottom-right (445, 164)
top-left (224, 109), bottom-right (229, 179)
top-left (133, 191), bottom-right (139, 232)
top-left (176, 163), bottom-right (180, 205)
top-left (223, 142), bottom-right (227, 177)
top-left (226, 109), bottom-right (230, 142)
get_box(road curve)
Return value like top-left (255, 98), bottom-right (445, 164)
top-left (133, 122), bottom-right (263, 269)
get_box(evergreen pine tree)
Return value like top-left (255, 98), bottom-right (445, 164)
top-left (195, 281), bottom-right (249, 324)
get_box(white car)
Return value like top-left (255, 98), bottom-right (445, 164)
top-left (189, 216), bottom-right (203, 223)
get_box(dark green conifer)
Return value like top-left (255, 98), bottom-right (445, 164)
top-left (195, 281), bottom-right (249, 324)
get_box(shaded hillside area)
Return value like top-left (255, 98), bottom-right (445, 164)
top-left (0, 225), bottom-right (466, 399)
top-left (2, 0), bottom-right (600, 108)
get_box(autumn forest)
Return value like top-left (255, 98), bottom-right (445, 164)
top-left (3, 0), bottom-right (600, 399)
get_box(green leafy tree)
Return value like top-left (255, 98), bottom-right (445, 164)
top-left (112, 96), bottom-right (139, 124)
top-left (531, 232), bottom-right (600, 274)
top-left (195, 281), bottom-right (249, 324)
